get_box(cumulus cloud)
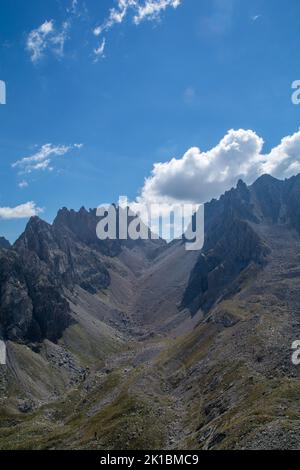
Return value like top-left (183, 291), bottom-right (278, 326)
top-left (12, 143), bottom-right (83, 174)
top-left (26, 20), bottom-right (70, 62)
top-left (138, 129), bottom-right (300, 205)
top-left (93, 0), bottom-right (182, 59)
top-left (0, 202), bottom-right (42, 220)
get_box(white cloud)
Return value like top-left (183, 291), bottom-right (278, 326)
top-left (26, 1), bottom-right (181, 62)
top-left (94, 0), bottom-right (134, 36)
top-left (251, 15), bottom-right (261, 22)
top-left (262, 131), bottom-right (300, 176)
top-left (12, 143), bottom-right (83, 174)
top-left (26, 20), bottom-right (70, 62)
top-left (67, 0), bottom-right (79, 15)
top-left (26, 20), bottom-right (54, 62)
top-left (18, 180), bottom-right (29, 189)
top-left (138, 129), bottom-right (300, 205)
top-left (133, 0), bottom-right (181, 24)
top-left (0, 202), bottom-right (43, 220)
top-left (94, 38), bottom-right (106, 60)
top-left (93, 0), bottom-right (182, 58)
top-left (50, 21), bottom-right (70, 58)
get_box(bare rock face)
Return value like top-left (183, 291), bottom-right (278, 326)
top-left (15, 215), bottom-right (110, 294)
top-left (182, 217), bottom-right (269, 314)
top-left (0, 249), bottom-right (33, 341)
top-left (0, 248), bottom-right (71, 343)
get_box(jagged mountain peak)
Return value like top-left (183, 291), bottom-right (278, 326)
top-left (0, 236), bottom-right (11, 250)
top-left (17, 215), bottom-right (52, 241)
top-left (252, 173), bottom-right (281, 185)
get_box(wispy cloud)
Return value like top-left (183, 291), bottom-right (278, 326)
top-left (12, 143), bottom-right (83, 174)
top-left (18, 180), bottom-right (29, 189)
top-left (67, 0), bottom-right (88, 16)
top-left (251, 14), bottom-right (261, 22)
top-left (67, 0), bottom-right (79, 15)
top-left (94, 1), bottom-right (136, 37)
top-left (27, 20), bottom-right (54, 62)
top-left (26, 20), bottom-right (70, 63)
top-left (26, 1), bottom-right (181, 63)
top-left (26, 0), bottom-right (88, 63)
top-left (199, 0), bottom-right (235, 36)
top-left (94, 38), bottom-right (106, 61)
top-left (0, 202), bottom-right (43, 220)
top-left (183, 86), bottom-right (196, 105)
top-left (133, 0), bottom-right (181, 24)
top-left (93, 0), bottom-right (182, 59)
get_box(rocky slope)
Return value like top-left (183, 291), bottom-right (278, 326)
top-left (1, 174), bottom-right (300, 449)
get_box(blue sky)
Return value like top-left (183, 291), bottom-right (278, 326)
top-left (0, 0), bottom-right (300, 241)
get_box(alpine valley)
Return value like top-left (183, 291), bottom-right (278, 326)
top-left (1, 174), bottom-right (300, 450)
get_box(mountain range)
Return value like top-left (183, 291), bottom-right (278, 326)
top-left (1, 174), bottom-right (300, 450)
